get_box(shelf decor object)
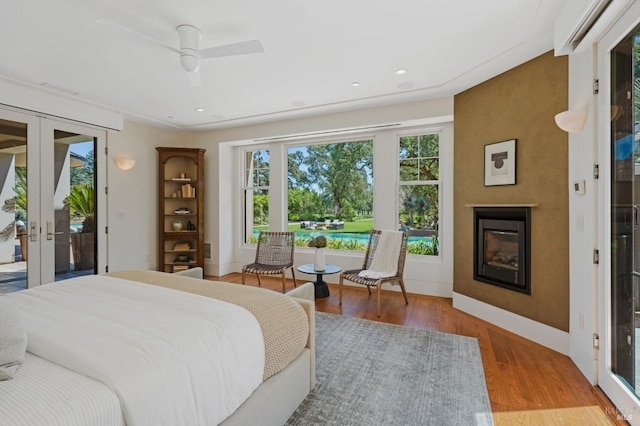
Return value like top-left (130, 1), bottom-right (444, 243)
top-left (156, 147), bottom-right (206, 272)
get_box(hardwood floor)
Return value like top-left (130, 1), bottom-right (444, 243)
top-left (213, 273), bottom-right (628, 425)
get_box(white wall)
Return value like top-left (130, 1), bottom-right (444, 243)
top-left (186, 98), bottom-right (454, 296)
top-left (567, 46), bottom-right (598, 384)
top-left (0, 70), bottom-right (459, 304)
top-left (0, 79), bottom-right (123, 131)
top-left (101, 97), bottom-right (454, 293)
top-left (106, 120), bottom-right (189, 272)
top-left (563, 0), bottom-right (640, 418)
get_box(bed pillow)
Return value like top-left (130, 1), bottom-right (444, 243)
top-left (173, 267), bottom-right (203, 279)
top-left (0, 296), bottom-right (27, 380)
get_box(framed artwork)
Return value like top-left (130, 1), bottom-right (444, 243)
top-left (484, 139), bottom-right (516, 186)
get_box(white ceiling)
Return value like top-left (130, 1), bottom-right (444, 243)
top-left (0, 0), bottom-right (567, 130)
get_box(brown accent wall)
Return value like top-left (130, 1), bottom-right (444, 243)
top-left (453, 51), bottom-right (569, 331)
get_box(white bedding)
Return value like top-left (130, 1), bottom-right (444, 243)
top-left (0, 353), bottom-right (125, 426)
top-left (7, 275), bottom-right (265, 426)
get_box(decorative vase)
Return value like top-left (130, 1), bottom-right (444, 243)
top-left (314, 248), bottom-right (325, 271)
top-left (171, 220), bottom-right (184, 231)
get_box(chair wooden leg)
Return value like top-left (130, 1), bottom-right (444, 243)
top-left (281, 269), bottom-right (286, 294)
top-left (367, 285), bottom-right (372, 295)
top-left (290, 267), bottom-right (297, 287)
top-left (377, 283), bottom-right (382, 317)
top-left (256, 274), bottom-right (262, 287)
top-left (339, 275), bottom-right (343, 305)
top-left (241, 270), bottom-right (246, 285)
top-left (399, 278), bottom-right (409, 305)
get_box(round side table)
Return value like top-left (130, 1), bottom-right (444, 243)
top-left (296, 263), bottom-right (342, 298)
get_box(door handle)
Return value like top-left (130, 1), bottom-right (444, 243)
top-left (29, 221), bottom-right (38, 242)
top-left (46, 221), bottom-right (63, 240)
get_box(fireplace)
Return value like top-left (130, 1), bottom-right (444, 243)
top-left (473, 207), bottom-right (531, 294)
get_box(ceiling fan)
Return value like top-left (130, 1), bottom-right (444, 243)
top-left (97, 20), bottom-right (264, 86)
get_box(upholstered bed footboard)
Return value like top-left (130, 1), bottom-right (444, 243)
top-left (107, 270), bottom-right (313, 381)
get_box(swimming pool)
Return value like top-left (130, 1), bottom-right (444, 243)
top-left (254, 230), bottom-right (435, 244)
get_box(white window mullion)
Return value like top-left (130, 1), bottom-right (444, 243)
top-left (269, 143), bottom-right (287, 231)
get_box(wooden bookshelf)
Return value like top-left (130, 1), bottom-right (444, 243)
top-left (156, 147), bottom-right (206, 273)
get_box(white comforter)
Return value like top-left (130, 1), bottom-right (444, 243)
top-left (8, 275), bottom-right (265, 426)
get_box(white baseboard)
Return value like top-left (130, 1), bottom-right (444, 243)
top-left (570, 334), bottom-right (597, 385)
top-left (204, 263), bottom-right (232, 277)
top-left (405, 280), bottom-right (453, 298)
top-left (453, 292), bottom-right (570, 355)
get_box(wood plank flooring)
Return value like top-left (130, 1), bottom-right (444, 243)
top-left (213, 273), bottom-right (628, 425)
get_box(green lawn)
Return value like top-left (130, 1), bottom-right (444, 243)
top-left (287, 217), bottom-right (373, 235)
top-left (253, 216), bottom-right (438, 255)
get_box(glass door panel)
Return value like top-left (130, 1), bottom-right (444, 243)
top-left (0, 112), bottom-right (39, 292)
top-left (0, 109), bottom-right (106, 291)
top-left (40, 120), bottom-right (103, 285)
top-left (610, 21), bottom-right (640, 396)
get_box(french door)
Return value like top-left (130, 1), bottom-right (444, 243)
top-left (0, 107), bottom-right (106, 290)
top-left (599, 2), bottom-right (640, 422)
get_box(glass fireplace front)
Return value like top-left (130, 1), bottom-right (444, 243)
top-left (474, 207), bottom-right (530, 294)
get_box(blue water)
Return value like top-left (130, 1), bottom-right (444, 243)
top-left (315, 232), bottom-right (434, 244)
top-left (253, 230), bottom-right (433, 244)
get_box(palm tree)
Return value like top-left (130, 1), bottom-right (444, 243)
top-left (68, 184), bottom-right (95, 271)
top-left (14, 167), bottom-right (26, 221)
top-left (67, 184), bottom-right (94, 232)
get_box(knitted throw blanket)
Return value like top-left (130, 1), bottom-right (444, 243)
top-left (358, 230), bottom-right (403, 279)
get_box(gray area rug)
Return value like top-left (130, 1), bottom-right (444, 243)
top-left (286, 312), bottom-right (494, 426)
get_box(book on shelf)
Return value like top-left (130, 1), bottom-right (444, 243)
top-left (181, 183), bottom-right (196, 198)
top-left (172, 265), bottom-right (189, 272)
top-left (173, 243), bottom-right (191, 251)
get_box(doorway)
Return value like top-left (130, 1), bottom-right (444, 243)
top-left (0, 108), bottom-right (106, 292)
top-left (599, 2), bottom-right (640, 420)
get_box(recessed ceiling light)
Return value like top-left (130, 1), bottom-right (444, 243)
top-left (195, 108), bottom-right (204, 112)
top-left (352, 82), bottom-right (360, 87)
top-left (395, 69), bottom-right (407, 75)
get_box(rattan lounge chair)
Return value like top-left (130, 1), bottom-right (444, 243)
top-left (242, 230), bottom-right (298, 293)
top-left (339, 229), bottom-right (409, 316)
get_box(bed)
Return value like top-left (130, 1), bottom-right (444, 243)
top-left (0, 269), bottom-right (315, 426)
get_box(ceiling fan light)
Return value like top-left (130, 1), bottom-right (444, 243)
top-left (177, 24), bottom-right (201, 50)
top-left (180, 52), bottom-right (200, 72)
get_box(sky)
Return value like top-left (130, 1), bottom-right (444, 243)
top-left (69, 140), bottom-right (94, 159)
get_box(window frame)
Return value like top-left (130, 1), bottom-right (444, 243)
top-left (241, 146), bottom-right (270, 244)
top-left (235, 123), bottom-right (451, 265)
top-left (396, 128), bottom-right (443, 258)
top-left (284, 134), bottom-right (375, 253)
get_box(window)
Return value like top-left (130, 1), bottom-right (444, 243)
top-left (243, 149), bottom-right (269, 243)
top-left (287, 140), bottom-right (373, 251)
top-left (398, 133), bottom-right (440, 256)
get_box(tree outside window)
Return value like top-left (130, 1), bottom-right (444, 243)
top-left (398, 133), bottom-right (440, 256)
top-left (287, 140), bottom-right (373, 251)
top-left (243, 149), bottom-right (269, 243)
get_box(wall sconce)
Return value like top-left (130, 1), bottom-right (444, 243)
top-left (114, 156), bottom-right (136, 170)
top-left (554, 108), bottom-right (587, 133)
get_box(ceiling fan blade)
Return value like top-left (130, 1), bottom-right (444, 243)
top-left (199, 39), bottom-right (264, 59)
top-left (187, 70), bottom-right (203, 87)
top-left (95, 18), bottom-right (180, 54)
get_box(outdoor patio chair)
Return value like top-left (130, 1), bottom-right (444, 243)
top-left (242, 230), bottom-right (298, 293)
top-left (339, 229), bottom-right (409, 316)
